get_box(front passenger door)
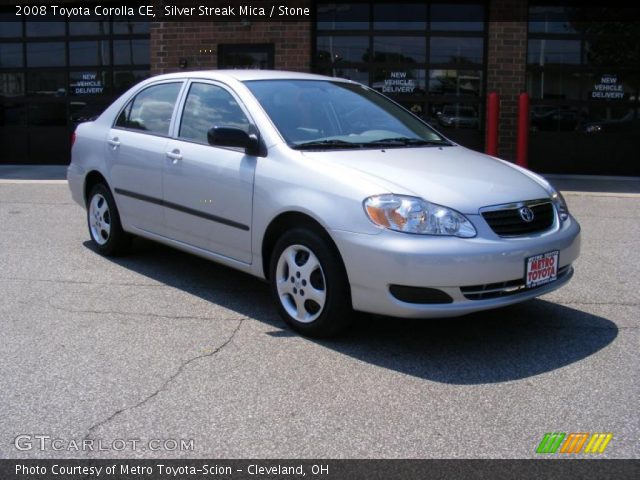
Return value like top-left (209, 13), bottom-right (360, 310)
top-left (163, 81), bottom-right (256, 263)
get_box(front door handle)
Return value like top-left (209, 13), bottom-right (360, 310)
top-left (166, 149), bottom-right (182, 163)
top-left (107, 137), bottom-right (120, 148)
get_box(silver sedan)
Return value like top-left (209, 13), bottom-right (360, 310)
top-left (68, 70), bottom-right (580, 337)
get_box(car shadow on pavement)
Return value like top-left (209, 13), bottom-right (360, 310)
top-left (332, 302), bottom-right (617, 384)
top-left (86, 238), bottom-right (618, 385)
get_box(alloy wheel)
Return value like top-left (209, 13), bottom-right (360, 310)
top-left (275, 244), bottom-right (327, 323)
top-left (89, 193), bottom-right (111, 245)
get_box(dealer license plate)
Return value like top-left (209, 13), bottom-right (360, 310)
top-left (525, 251), bottom-right (559, 288)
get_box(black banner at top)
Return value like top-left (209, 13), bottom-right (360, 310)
top-left (3, 0), bottom-right (640, 23)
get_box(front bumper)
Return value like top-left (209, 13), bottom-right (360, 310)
top-left (331, 215), bottom-right (581, 318)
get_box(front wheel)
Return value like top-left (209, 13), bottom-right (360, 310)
top-left (269, 228), bottom-right (353, 338)
top-left (87, 183), bottom-right (130, 256)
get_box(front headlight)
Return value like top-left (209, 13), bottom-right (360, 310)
top-left (363, 194), bottom-right (476, 237)
top-left (550, 188), bottom-right (569, 222)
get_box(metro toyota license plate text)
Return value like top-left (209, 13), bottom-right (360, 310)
top-left (526, 250), bottom-right (559, 288)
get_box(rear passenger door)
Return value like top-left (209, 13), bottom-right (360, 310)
top-left (162, 81), bottom-right (256, 263)
top-left (106, 81), bottom-right (184, 235)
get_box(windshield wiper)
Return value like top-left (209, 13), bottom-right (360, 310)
top-left (367, 137), bottom-right (452, 147)
top-left (292, 139), bottom-right (366, 150)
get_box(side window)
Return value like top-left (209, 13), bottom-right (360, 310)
top-left (179, 82), bottom-right (250, 144)
top-left (114, 82), bottom-right (182, 136)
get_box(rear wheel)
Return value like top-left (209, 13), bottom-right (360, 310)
top-left (269, 228), bottom-right (353, 337)
top-left (87, 183), bottom-right (130, 256)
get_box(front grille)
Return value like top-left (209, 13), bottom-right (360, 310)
top-left (461, 265), bottom-right (571, 300)
top-left (482, 201), bottom-right (555, 236)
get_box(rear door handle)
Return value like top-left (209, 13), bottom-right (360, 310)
top-left (107, 137), bottom-right (120, 148)
top-left (166, 149), bottom-right (182, 162)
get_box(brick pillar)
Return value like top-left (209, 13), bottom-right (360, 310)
top-left (486, 0), bottom-right (528, 161)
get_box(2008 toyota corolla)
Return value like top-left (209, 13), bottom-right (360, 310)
top-left (68, 70), bottom-right (581, 337)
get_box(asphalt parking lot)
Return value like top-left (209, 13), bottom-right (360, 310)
top-left (0, 179), bottom-right (638, 459)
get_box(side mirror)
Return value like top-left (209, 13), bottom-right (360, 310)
top-left (207, 126), bottom-right (260, 155)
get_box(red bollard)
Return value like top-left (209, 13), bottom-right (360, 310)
top-left (517, 92), bottom-right (530, 168)
top-left (485, 92), bottom-right (499, 156)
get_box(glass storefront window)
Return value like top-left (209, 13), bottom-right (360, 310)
top-left (69, 21), bottom-right (109, 36)
top-left (112, 20), bottom-right (150, 34)
top-left (527, 70), bottom-right (583, 100)
top-left (69, 41), bottom-right (110, 66)
top-left (69, 98), bottom-right (112, 124)
top-left (317, 66), bottom-right (369, 85)
top-left (113, 39), bottom-right (149, 65)
top-left (0, 72), bottom-right (25, 97)
top-left (528, 6), bottom-right (578, 34)
top-left (428, 101), bottom-right (483, 151)
top-left (430, 37), bottom-right (483, 64)
top-left (0, 101), bottom-right (27, 126)
top-left (584, 33), bottom-right (640, 69)
top-left (430, 3), bottom-right (484, 31)
top-left (432, 103), bottom-right (480, 128)
top-left (317, 4), bottom-right (369, 30)
top-left (27, 71), bottom-right (66, 96)
top-left (1, 18), bottom-right (150, 165)
top-left (373, 36), bottom-right (426, 64)
top-left (527, 3), bottom-right (640, 175)
top-left (26, 22), bottom-right (65, 37)
top-left (113, 70), bottom-right (149, 93)
top-left (316, 36), bottom-right (369, 64)
top-left (0, 43), bottom-right (23, 68)
top-left (530, 105), bottom-right (584, 132)
top-left (28, 102), bottom-right (67, 126)
top-left (527, 39), bottom-right (581, 66)
top-left (373, 4), bottom-right (427, 31)
top-left (429, 69), bottom-right (482, 96)
top-left (26, 42), bottom-right (65, 67)
top-left (0, 13), bottom-right (22, 37)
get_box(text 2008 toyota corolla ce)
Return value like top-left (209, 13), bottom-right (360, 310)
top-left (68, 70), bottom-right (580, 337)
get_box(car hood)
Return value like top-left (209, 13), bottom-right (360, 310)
top-left (301, 145), bottom-right (550, 214)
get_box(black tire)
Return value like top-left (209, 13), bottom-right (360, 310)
top-left (86, 183), bottom-right (131, 256)
top-left (269, 228), bottom-right (353, 338)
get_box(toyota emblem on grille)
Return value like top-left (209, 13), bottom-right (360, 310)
top-left (519, 206), bottom-right (535, 223)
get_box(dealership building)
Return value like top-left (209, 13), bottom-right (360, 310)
top-left (0, 1), bottom-right (638, 175)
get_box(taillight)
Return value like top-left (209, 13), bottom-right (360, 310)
top-left (71, 131), bottom-right (76, 147)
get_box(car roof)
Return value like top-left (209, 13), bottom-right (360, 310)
top-left (146, 69), bottom-right (351, 83)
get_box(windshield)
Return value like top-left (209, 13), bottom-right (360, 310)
top-left (243, 79), bottom-right (449, 149)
